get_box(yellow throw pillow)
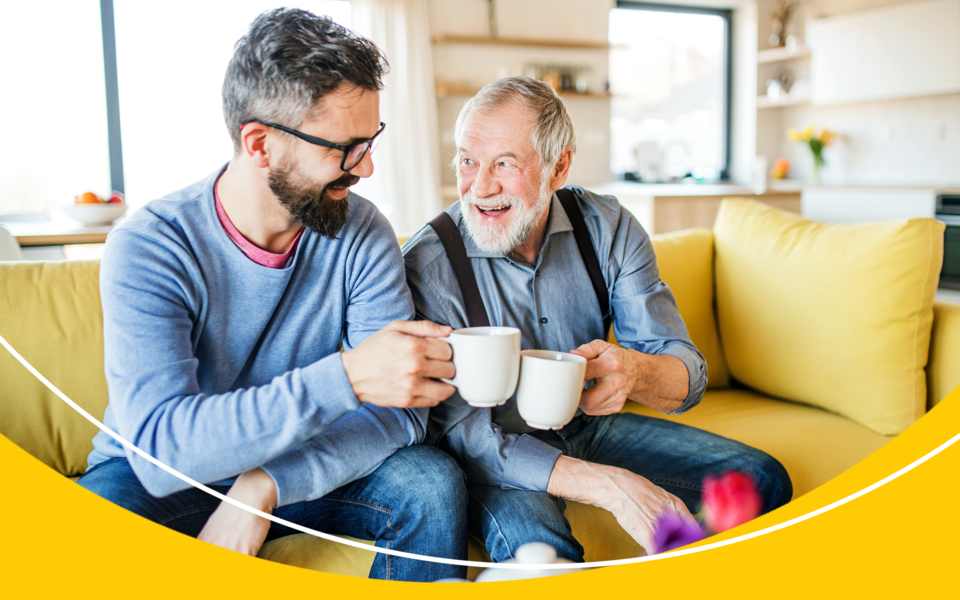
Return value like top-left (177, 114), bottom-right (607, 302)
top-left (0, 260), bottom-right (107, 476)
top-left (714, 199), bottom-right (944, 435)
top-left (650, 228), bottom-right (730, 388)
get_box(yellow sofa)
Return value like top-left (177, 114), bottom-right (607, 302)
top-left (1, 199), bottom-right (958, 579)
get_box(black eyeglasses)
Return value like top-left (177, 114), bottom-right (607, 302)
top-left (240, 120), bottom-right (386, 171)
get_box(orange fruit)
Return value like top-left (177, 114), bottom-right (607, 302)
top-left (76, 192), bottom-right (103, 204)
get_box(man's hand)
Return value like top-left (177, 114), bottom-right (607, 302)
top-left (341, 320), bottom-right (456, 408)
top-left (571, 339), bottom-right (689, 414)
top-left (198, 467), bottom-right (278, 556)
top-left (570, 340), bottom-right (641, 415)
top-left (546, 456), bottom-right (696, 553)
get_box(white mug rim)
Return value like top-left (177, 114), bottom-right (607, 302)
top-left (449, 326), bottom-right (521, 337)
top-left (520, 349), bottom-right (587, 363)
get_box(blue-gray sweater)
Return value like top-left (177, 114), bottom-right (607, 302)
top-left (88, 167), bottom-right (422, 507)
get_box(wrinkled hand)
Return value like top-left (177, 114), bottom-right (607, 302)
top-left (547, 456), bottom-right (696, 553)
top-left (198, 467), bottom-right (277, 556)
top-left (341, 320), bottom-right (456, 408)
top-left (598, 466), bottom-right (698, 553)
top-left (570, 339), bottom-right (641, 415)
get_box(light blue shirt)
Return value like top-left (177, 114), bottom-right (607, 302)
top-left (89, 166), bottom-right (422, 507)
top-left (402, 186), bottom-right (706, 492)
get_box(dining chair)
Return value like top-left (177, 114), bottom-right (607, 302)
top-left (0, 227), bottom-right (24, 261)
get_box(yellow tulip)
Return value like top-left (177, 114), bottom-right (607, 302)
top-left (787, 128), bottom-right (802, 141)
top-left (800, 125), bottom-right (814, 140)
top-left (820, 130), bottom-right (836, 146)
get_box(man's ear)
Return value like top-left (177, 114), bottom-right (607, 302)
top-left (240, 123), bottom-right (272, 169)
top-left (549, 146), bottom-right (574, 190)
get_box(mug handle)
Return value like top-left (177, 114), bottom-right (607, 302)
top-left (439, 336), bottom-right (456, 386)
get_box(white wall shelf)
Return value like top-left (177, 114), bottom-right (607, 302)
top-left (757, 46), bottom-right (811, 64)
top-left (431, 34), bottom-right (610, 50)
top-left (436, 79), bottom-right (610, 99)
top-left (757, 93), bottom-right (811, 109)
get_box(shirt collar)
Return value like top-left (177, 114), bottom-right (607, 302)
top-left (459, 192), bottom-right (575, 259)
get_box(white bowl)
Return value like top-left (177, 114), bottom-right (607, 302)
top-left (63, 203), bottom-right (127, 226)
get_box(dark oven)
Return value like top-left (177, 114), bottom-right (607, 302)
top-left (938, 195), bottom-right (960, 290)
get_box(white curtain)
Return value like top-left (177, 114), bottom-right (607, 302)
top-left (351, 0), bottom-right (443, 237)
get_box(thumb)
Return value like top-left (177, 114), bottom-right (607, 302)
top-left (388, 319), bottom-right (454, 339)
top-left (570, 338), bottom-right (608, 361)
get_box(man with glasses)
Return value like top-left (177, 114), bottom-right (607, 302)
top-left (78, 9), bottom-right (466, 581)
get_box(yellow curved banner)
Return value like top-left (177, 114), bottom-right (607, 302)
top-left (3, 384), bottom-right (959, 597)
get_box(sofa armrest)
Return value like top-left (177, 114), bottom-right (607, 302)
top-left (928, 300), bottom-right (960, 409)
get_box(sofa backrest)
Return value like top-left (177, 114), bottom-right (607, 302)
top-left (0, 260), bottom-right (107, 477)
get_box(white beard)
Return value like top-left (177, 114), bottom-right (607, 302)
top-left (461, 180), bottom-right (554, 255)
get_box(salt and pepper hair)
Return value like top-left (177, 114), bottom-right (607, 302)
top-left (453, 76), bottom-right (577, 179)
top-left (222, 8), bottom-right (388, 154)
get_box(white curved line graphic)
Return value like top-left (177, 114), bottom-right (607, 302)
top-left (2, 332), bottom-right (957, 570)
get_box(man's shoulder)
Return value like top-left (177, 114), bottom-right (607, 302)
top-left (401, 203), bottom-right (461, 275)
top-left (108, 171), bottom-right (218, 256)
top-left (563, 185), bottom-right (630, 232)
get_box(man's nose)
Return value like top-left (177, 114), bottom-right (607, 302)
top-left (349, 149), bottom-right (375, 178)
top-left (471, 167), bottom-right (500, 198)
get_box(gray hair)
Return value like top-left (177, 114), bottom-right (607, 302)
top-left (222, 8), bottom-right (388, 153)
top-left (453, 76), bottom-right (577, 178)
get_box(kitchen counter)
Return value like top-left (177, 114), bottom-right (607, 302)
top-left (587, 181), bottom-right (802, 234)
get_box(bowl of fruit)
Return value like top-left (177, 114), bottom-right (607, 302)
top-left (63, 191), bottom-right (127, 225)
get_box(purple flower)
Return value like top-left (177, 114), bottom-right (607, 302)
top-left (652, 513), bottom-right (705, 554)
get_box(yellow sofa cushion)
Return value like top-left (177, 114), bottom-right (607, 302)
top-left (0, 261), bottom-right (107, 476)
top-left (713, 199), bottom-right (944, 435)
top-left (650, 228), bottom-right (730, 388)
top-left (929, 300), bottom-right (960, 409)
top-left (624, 388), bottom-right (890, 499)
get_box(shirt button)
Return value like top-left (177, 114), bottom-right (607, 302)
top-left (535, 270), bottom-right (540, 277)
top-left (540, 317), bottom-right (549, 324)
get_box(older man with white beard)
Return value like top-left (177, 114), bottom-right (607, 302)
top-left (402, 77), bottom-right (793, 559)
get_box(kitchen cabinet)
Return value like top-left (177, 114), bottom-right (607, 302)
top-left (810, 0), bottom-right (960, 105)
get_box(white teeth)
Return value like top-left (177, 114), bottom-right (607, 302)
top-left (479, 205), bottom-right (509, 211)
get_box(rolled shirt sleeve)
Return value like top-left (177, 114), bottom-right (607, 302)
top-left (606, 207), bottom-right (708, 414)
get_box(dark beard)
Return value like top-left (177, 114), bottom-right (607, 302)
top-left (268, 164), bottom-right (358, 239)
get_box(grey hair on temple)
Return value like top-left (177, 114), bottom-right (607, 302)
top-left (453, 76), bottom-right (577, 177)
top-left (222, 8), bottom-right (388, 154)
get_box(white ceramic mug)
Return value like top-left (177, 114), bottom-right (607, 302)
top-left (441, 327), bottom-right (521, 407)
top-left (515, 350), bottom-right (587, 430)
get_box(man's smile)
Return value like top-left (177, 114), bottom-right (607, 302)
top-left (475, 203), bottom-right (513, 219)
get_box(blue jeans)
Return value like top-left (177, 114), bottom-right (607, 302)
top-left (468, 413), bottom-right (793, 562)
top-left (78, 445), bottom-right (468, 581)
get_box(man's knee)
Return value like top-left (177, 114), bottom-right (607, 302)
top-left (381, 445), bottom-right (468, 511)
top-left (728, 446), bottom-right (793, 513)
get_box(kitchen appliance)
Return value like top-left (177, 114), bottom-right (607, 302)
top-left (936, 194), bottom-right (960, 290)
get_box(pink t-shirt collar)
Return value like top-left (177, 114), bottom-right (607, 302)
top-left (214, 172), bottom-right (303, 269)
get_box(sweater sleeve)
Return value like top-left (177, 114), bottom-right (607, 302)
top-left (100, 228), bottom-right (361, 497)
top-left (101, 210), bottom-right (421, 500)
top-left (260, 215), bottom-right (427, 506)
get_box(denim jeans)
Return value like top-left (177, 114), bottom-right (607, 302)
top-left (78, 445), bottom-right (468, 581)
top-left (467, 413), bottom-right (793, 562)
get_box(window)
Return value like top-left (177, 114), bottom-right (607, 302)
top-left (609, 2), bottom-right (732, 182)
top-left (0, 0), bottom-right (111, 215)
top-left (114, 1), bottom-right (352, 209)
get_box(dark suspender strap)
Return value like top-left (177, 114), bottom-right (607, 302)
top-left (556, 188), bottom-right (612, 335)
top-left (428, 212), bottom-right (491, 328)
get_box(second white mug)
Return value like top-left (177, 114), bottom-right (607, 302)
top-left (515, 350), bottom-right (587, 430)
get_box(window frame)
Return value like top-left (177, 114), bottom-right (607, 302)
top-left (613, 1), bottom-right (734, 180)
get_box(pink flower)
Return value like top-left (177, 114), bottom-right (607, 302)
top-left (702, 471), bottom-right (762, 533)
